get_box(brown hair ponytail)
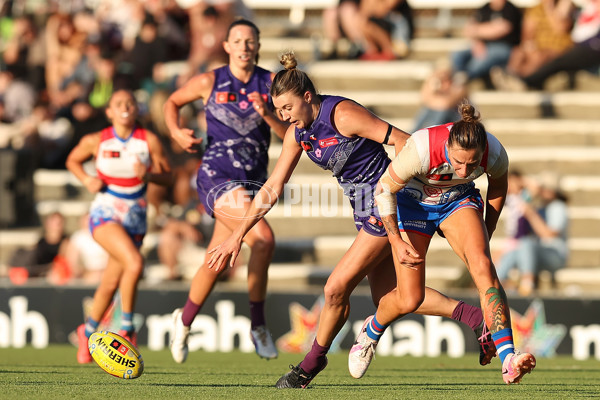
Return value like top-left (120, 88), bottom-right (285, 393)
top-left (448, 101), bottom-right (487, 152)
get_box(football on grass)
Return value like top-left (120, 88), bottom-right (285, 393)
top-left (88, 331), bottom-right (144, 379)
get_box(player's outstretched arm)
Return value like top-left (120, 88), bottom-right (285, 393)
top-left (207, 126), bottom-right (302, 271)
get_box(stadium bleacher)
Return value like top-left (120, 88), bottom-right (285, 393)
top-left (1, 1), bottom-right (599, 296)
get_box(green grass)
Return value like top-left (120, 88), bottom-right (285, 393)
top-left (1, 346), bottom-right (599, 399)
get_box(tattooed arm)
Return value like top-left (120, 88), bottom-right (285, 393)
top-left (374, 138), bottom-right (423, 269)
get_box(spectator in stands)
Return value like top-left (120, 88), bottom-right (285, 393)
top-left (321, 0), bottom-right (367, 60)
top-left (412, 58), bottom-right (468, 131)
top-left (491, 0), bottom-right (600, 90)
top-left (67, 97), bottom-right (110, 152)
top-left (451, 0), bottom-right (522, 85)
top-left (65, 212), bottom-right (108, 284)
top-left (491, 0), bottom-right (574, 88)
top-left (118, 13), bottom-right (170, 93)
top-left (35, 100), bottom-right (74, 169)
top-left (0, 69), bottom-right (36, 123)
top-left (492, 170), bottom-right (531, 279)
top-left (359, 0), bottom-right (414, 60)
top-left (0, 96), bottom-right (41, 151)
top-left (177, 4), bottom-right (231, 86)
top-left (143, 0), bottom-right (190, 61)
top-left (45, 13), bottom-right (87, 109)
top-left (496, 171), bottom-right (569, 296)
top-left (2, 14), bottom-right (45, 90)
top-left (322, 0), bottom-right (413, 60)
top-left (87, 51), bottom-right (117, 109)
top-left (8, 212), bottom-right (69, 281)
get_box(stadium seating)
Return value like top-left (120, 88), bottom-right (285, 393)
top-left (1, 3), bottom-right (598, 295)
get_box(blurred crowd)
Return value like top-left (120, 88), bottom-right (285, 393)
top-left (3, 0), bottom-right (594, 288)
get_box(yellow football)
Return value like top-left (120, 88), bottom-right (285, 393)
top-left (88, 331), bottom-right (144, 379)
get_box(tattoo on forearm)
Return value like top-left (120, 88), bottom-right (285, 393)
top-left (382, 216), bottom-right (399, 236)
top-left (485, 286), bottom-right (509, 333)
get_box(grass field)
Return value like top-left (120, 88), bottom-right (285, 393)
top-left (1, 346), bottom-right (598, 399)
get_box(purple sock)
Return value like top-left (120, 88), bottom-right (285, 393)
top-left (182, 298), bottom-right (202, 327)
top-left (249, 300), bottom-right (266, 329)
top-left (299, 339), bottom-right (330, 374)
top-left (451, 301), bottom-right (483, 331)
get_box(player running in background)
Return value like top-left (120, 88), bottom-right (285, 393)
top-left (207, 52), bottom-right (496, 389)
top-left (349, 102), bottom-right (536, 385)
top-left (66, 89), bottom-right (172, 363)
top-left (163, 19), bottom-right (289, 363)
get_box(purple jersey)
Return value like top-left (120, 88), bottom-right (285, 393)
top-left (296, 95), bottom-right (390, 235)
top-left (197, 65), bottom-right (274, 216)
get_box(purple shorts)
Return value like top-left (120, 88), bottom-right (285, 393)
top-left (396, 187), bottom-right (484, 237)
top-left (354, 212), bottom-right (387, 237)
top-left (196, 162), bottom-right (267, 218)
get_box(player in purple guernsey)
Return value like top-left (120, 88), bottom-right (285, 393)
top-left (163, 19), bottom-right (288, 363)
top-left (208, 52), bottom-right (497, 388)
top-left (357, 103), bottom-right (536, 385)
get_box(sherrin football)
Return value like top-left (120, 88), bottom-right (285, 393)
top-left (88, 331), bottom-right (144, 379)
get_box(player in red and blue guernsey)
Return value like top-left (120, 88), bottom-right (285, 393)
top-left (354, 102), bottom-right (536, 385)
top-left (207, 52), bottom-right (497, 388)
top-left (66, 90), bottom-right (172, 363)
top-left (163, 19), bottom-right (289, 363)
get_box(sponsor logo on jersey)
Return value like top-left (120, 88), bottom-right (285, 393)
top-left (426, 173), bottom-right (453, 181)
top-left (309, 134), bottom-right (317, 140)
top-left (216, 92), bottom-right (238, 104)
top-left (102, 150), bottom-right (121, 158)
top-left (319, 137), bottom-right (338, 148)
top-left (301, 141), bottom-right (314, 152)
top-left (248, 94), bottom-right (269, 103)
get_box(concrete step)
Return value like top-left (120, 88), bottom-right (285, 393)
top-left (311, 90), bottom-right (600, 120)
top-left (382, 118), bottom-right (600, 147)
top-left (33, 169), bottom-right (93, 202)
top-left (273, 235), bottom-right (600, 270)
top-left (30, 197), bottom-right (600, 239)
top-left (258, 37), bottom-right (470, 63)
top-left (230, 262), bottom-right (464, 290)
top-left (268, 144), bottom-right (600, 176)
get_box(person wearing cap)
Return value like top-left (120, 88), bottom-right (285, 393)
top-left (496, 171), bottom-right (569, 296)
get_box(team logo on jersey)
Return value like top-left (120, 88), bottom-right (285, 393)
top-left (301, 141), bottom-right (314, 152)
top-left (426, 173), bottom-right (453, 181)
top-left (309, 134), bottom-right (317, 140)
top-left (423, 186), bottom-right (443, 197)
top-left (102, 150), bottom-right (121, 158)
top-left (319, 137), bottom-right (338, 148)
top-left (216, 92), bottom-right (238, 104)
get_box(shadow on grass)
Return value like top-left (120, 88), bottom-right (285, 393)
top-left (148, 383), bottom-right (276, 388)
